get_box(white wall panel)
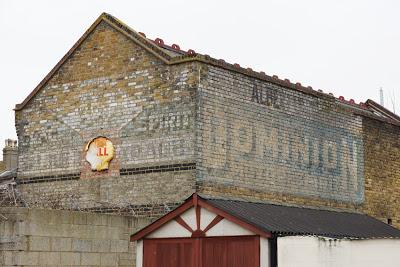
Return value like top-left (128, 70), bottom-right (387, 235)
top-left (278, 236), bottom-right (400, 267)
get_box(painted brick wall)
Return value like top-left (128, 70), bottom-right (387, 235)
top-left (362, 117), bottom-right (400, 228)
top-left (14, 21), bottom-right (197, 212)
top-left (196, 65), bottom-right (365, 205)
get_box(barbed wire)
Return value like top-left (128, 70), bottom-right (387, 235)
top-left (0, 182), bottom-right (179, 221)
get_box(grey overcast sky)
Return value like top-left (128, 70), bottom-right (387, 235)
top-left (1, 0), bottom-right (399, 159)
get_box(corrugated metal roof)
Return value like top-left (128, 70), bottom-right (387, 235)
top-left (205, 198), bottom-right (400, 239)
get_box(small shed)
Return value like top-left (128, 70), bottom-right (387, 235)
top-left (131, 194), bottom-right (400, 267)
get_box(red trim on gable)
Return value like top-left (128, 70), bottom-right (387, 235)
top-left (196, 205), bottom-right (201, 231)
top-left (175, 216), bottom-right (194, 233)
top-left (193, 193), bottom-right (198, 207)
top-left (191, 229), bottom-right (206, 238)
top-left (130, 194), bottom-right (271, 242)
top-left (198, 198), bottom-right (271, 238)
top-left (203, 215), bottom-right (224, 233)
top-left (130, 198), bottom-right (193, 242)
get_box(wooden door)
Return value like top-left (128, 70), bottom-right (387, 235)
top-left (143, 238), bottom-right (196, 267)
top-left (143, 236), bottom-right (259, 267)
top-left (201, 236), bottom-right (259, 267)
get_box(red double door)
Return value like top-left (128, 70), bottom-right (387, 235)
top-left (143, 236), bottom-right (260, 267)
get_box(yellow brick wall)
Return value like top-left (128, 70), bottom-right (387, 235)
top-left (14, 20), bottom-right (197, 213)
top-left (362, 117), bottom-right (400, 228)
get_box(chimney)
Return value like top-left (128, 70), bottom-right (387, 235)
top-left (3, 139), bottom-right (18, 170)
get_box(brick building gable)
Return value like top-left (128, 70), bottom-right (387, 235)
top-left (11, 13), bottom-right (400, 229)
top-left (15, 13), bottom-right (180, 111)
top-left (14, 13), bottom-right (198, 212)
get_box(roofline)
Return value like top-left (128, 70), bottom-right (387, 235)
top-left (365, 99), bottom-right (400, 122)
top-left (15, 13), bottom-right (400, 128)
top-left (130, 193), bottom-right (271, 242)
top-left (14, 12), bottom-right (174, 111)
top-left (130, 196), bottom-right (194, 242)
top-left (185, 55), bottom-right (400, 126)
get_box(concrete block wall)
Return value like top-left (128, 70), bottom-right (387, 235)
top-left (0, 207), bottom-right (151, 266)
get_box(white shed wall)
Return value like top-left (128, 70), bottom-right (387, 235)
top-left (278, 236), bottom-right (400, 267)
top-left (260, 237), bottom-right (271, 267)
top-left (136, 240), bottom-right (143, 267)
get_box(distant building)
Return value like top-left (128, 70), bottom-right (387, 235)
top-left (0, 139), bottom-right (18, 204)
top-left (1, 13), bottom-right (400, 267)
top-left (2, 139), bottom-right (17, 170)
top-left (0, 139), bottom-right (13, 172)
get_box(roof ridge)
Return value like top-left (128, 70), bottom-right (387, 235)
top-left (15, 13), bottom-right (400, 127)
top-left (366, 99), bottom-right (400, 121)
top-left (202, 195), bottom-right (365, 215)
